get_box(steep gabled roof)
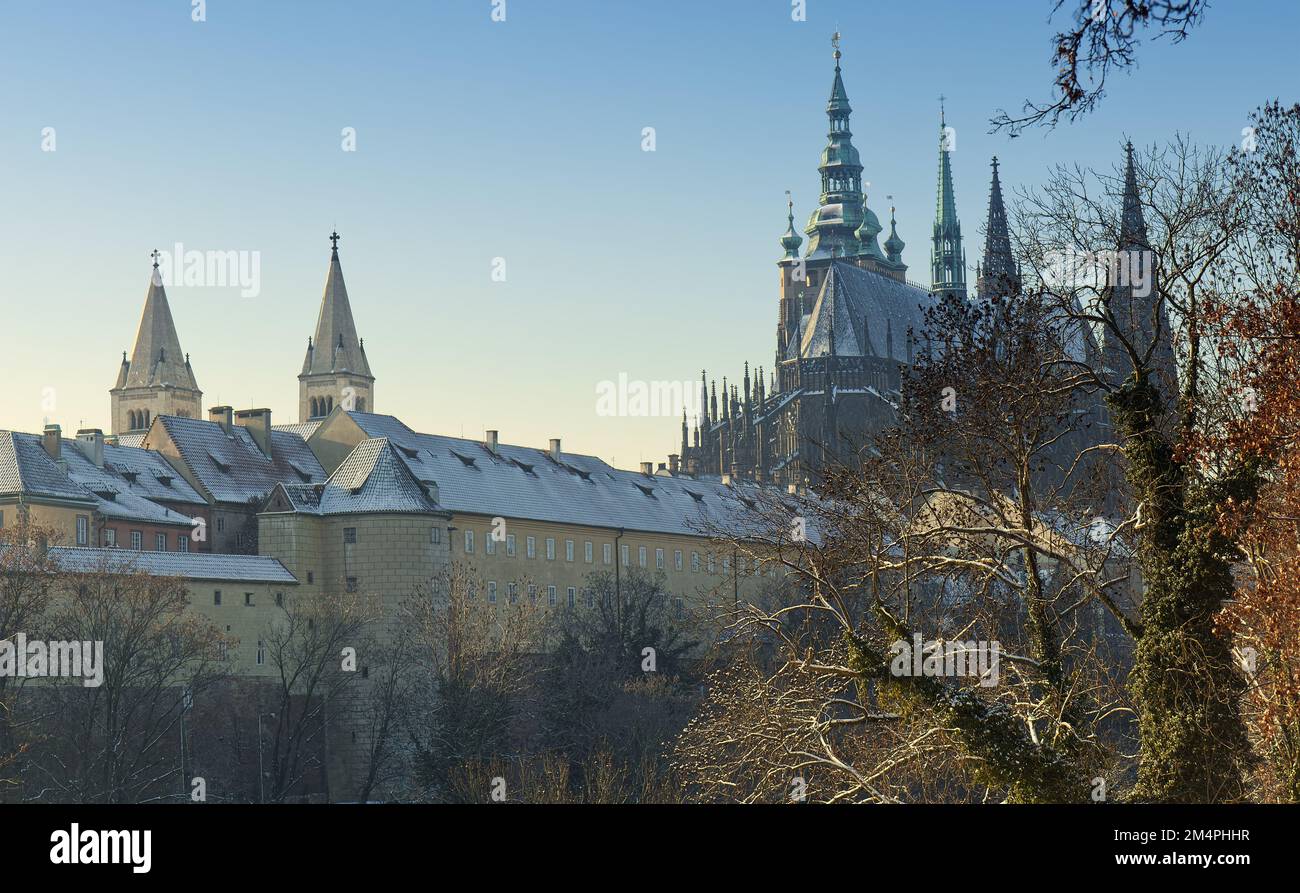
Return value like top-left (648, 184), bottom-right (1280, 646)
top-left (315, 437), bottom-right (441, 515)
top-left (0, 432), bottom-right (94, 502)
top-left (121, 270), bottom-right (200, 391)
top-left (157, 415), bottom-right (325, 505)
top-left (0, 431), bottom-right (199, 527)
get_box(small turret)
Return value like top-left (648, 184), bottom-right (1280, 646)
top-left (780, 192), bottom-right (803, 259)
top-left (884, 204), bottom-right (906, 264)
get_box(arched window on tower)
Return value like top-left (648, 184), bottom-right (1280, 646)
top-left (327, 396), bottom-right (334, 413)
top-left (128, 411), bottom-right (136, 430)
top-left (357, 398), bottom-right (365, 412)
top-left (310, 398), bottom-right (318, 418)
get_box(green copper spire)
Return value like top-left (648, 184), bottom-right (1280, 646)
top-left (805, 33), bottom-right (864, 259)
top-left (931, 100), bottom-right (967, 299)
top-left (780, 190), bottom-right (803, 259)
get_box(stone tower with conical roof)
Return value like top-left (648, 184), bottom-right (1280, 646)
top-left (299, 233), bottom-right (375, 422)
top-left (931, 105), bottom-right (967, 300)
top-left (110, 252), bottom-right (203, 434)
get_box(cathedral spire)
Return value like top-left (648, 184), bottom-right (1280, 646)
top-left (805, 33), bottom-right (864, 259)
top-left (299, 232), bottom-right (376, 421)
top-left (110, 252), bottom-right (203, 434)
top-left (977, 156), bottom-right (1021, 300)
top-left (124, 253), bottom-right (199, 393)
top-left (700, 369), bottom-right (710, 427)
top-left (931, 101), bottom-right (967, 299)
top-left (1120, 141), bottom-right (1149, 249)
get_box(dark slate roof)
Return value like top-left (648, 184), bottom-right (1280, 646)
top-left (41, 546), bottom-right (298, 583)
top-left (797, 261), bottom-right (934, 360)
top-left (335, 412), bottom-right (795, 539)
top-left (277, 438), bottom-right (443, 516)
top-left (158, 415), bottom-right (325, 505)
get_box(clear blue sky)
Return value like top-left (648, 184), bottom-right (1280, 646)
top-left (0, 0), bottom-right (1294, 467)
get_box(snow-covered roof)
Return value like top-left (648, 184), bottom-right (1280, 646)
top-left (0, 431), bottom-right (205, 527)
top-left (158, 415), bottom-right (325, 505)
top-left (796, 261), bottom-right (933, 360)
top-left (0, 431), bottom-right (93, 503)
top-left (276, 437), bottom-right (443, 516)
top-left (319, 412), bottom-right (796, 539)
top-left (40, 546), bottom-right (297, 583)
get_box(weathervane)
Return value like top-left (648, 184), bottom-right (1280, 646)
top-left (832, 31), bottom-right (841, 63)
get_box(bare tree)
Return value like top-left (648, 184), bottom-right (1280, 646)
top-left (262, 588), bottom-right (370, 802)
top-left (20, 561), bottom-right (228, 803)
top-left (993, 0), bottom-right (1209, 134)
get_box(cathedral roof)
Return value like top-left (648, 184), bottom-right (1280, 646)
top-left (120, 268), bottom-right (200, 392)
top-left (302, 237), bottom-right (372, 380)
top-left (796, 261), bottom-right (933, 360)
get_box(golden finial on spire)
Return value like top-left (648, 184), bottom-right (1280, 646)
top-left (832, 31), bottom-right (841, 63)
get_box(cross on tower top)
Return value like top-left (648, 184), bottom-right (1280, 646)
top-left (150, 248), bottom-right (160, 269)
top-left (329, 231), bottom-right (341, 253)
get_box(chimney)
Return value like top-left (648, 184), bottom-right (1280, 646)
top-left (549, 438), bottom-right (561, 461)
top-left (656, 462), bottom-right (667, 475)
top-left (640, 461), bottom-right (654, 476)
top-left (209, 405), bottom-right (233, 434)
top-left (76, 428), bottom-right (105, 468)
top-left (687, 457), bottom-right (699, 476)
top-left (721, 473), bottom-right (733, 486)
top-left (668, 453), bottom-right (680, 474)
top-left (485, 430), bottom-right (499, 453)
top-left (234, 408), bottom-right (273, 457)
top-left (42, 424), bottom-right (61, 460)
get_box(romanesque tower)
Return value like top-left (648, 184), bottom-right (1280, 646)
top-left (299, 232), bottom-right (374, 422)
top-left (110, 252), bottom-right (203, 434)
